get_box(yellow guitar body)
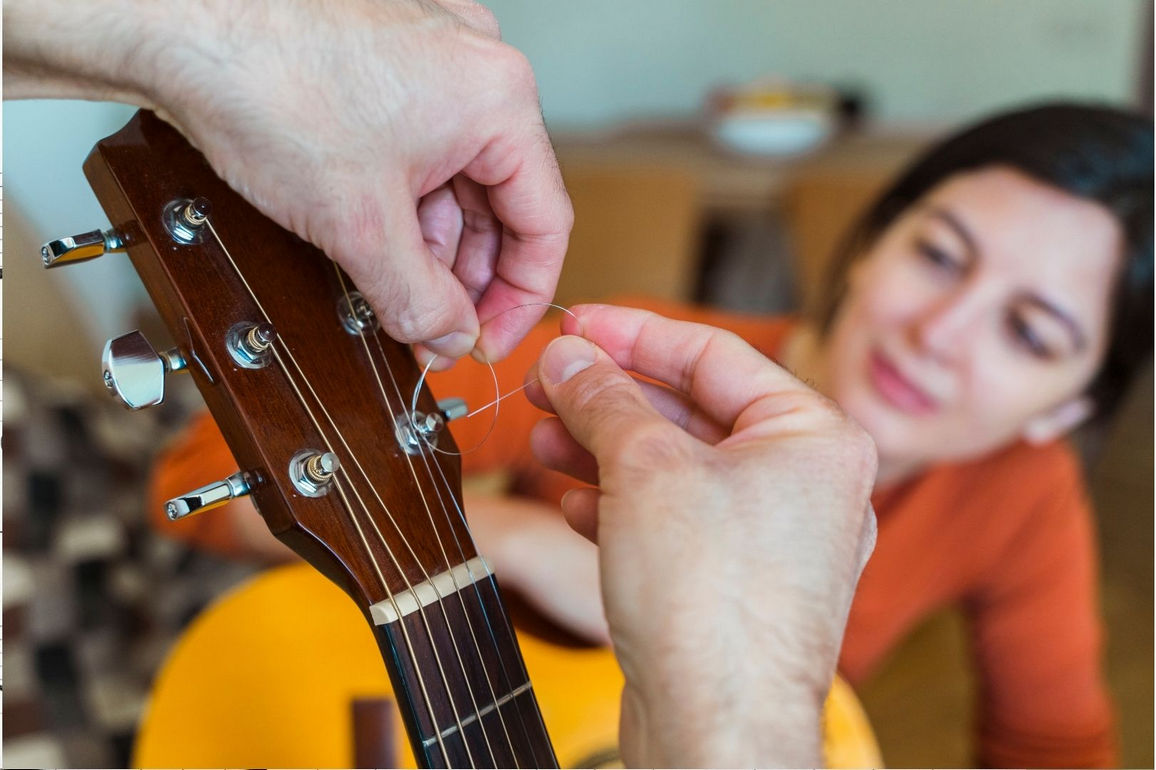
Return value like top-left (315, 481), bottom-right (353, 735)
top-left (134, 564), bottom-right (881, 768)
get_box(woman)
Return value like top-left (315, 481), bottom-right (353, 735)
top-left (152, 102), bottom-right (1152, 767)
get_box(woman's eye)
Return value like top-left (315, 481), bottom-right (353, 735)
top-left (916, 240), bottom-right (962, 273)
top-left (1008, 314), bottom-right (1054, 360)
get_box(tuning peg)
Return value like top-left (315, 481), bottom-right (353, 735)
top-left (437, 398), bottom-right (468, 422)
top-left (165, 471), bottom-right (252, 520)
top-left (41, 228), bottom-right (126, 268)
top-left (102, 331), bottom-right (187, 409)
top-left (163, 197), bottom-right (212, 244)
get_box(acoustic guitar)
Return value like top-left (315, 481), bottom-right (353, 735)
top-left (133, 563), bottom-right (881, 768)
top-left (47, 110), bottom-right (880, 768)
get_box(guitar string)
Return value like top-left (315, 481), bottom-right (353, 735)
top-left (338, 277), bottom-right (546, 764)
top-left (409, 300), bottom-right (577, 768)
top-left (264, 329), bottom-right (487, 767)
top-left (408, 302), bottom-right (577, 458)
top-left (204, 219), bottom-right (457, 766)
top-left (209, 214), bottom-right (551, 766)
top-left (395, 351), bottom-right (543, 762)
top-left (267, 345), bottom-right (463, 765)
top-left (266, 262), bottom-right (514, 768)
top-left (333, 268), bottom-right (521, 766)
top-left (420, 445), bottom-right (558, 768)
top-left (410, 354), bottom-right (502, 456)
top-left (385, 299), bottom-right (577, 767)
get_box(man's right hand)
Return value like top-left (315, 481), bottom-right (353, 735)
top-left (526, 304), bottom-right (877, 768)
top-left (5, 0), bottom-right (572, 363)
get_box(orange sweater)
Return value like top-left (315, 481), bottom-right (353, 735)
top-left (150, 300), bottom-right (1116, 768)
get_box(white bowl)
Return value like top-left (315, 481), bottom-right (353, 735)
top-left (709, 109), bottom-right (834, 156)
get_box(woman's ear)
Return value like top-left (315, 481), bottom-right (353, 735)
top-left (1021, 396), bottom-right (1095, 445)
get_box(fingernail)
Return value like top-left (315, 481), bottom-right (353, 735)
top-left (426, 331), bottom-right (476, 358)
top-left (414, 346), bottom-right (437, 371)
top-left (542, 335), bottom-right (597, 384)
top-left (414, 345), bottom-right (457, 373)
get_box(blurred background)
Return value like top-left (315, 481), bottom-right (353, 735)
top-left (4, 1), bottom-right (1152, 767)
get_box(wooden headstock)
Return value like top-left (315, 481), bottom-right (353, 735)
top-left (83, 110), bottom-right (476, 611)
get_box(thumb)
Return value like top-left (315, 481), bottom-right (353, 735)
top-left (339, 198), bottom-right (480, 358)
top-left (537, 335), bottom-right (673, 464)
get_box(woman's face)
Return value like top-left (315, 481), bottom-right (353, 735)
top-left (824, 166), bottom-right (1122, 473)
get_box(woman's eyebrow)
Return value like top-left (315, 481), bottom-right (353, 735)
top-left (926, 207), bottom-right (979, 256)
top-left (924, 206), bottom-right (1088, 353)
top-left (1021, 295), bottom-right (1088, 353)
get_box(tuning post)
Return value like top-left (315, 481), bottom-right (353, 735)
top-left (396, 409), bottom-right (446, 455)
top-left (102, 330), bottom-right (187, 409)
top-left (166, 470), bottom-right (254, 520)
top-left (227, 322), bottom-right (277, 369)
top-left (290, 450), bottom-right (340, 497)
top-left (42, 228), bottom-right (127, 268)
top-left (163, 196), bottom-right (212, 244)
top-left (338, 291), bottom-right (380, 334)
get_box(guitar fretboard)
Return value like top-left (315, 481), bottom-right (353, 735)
top-left (373, 569), bottom-right (556, 768)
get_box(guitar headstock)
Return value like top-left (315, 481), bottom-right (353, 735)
top-left (73, 110), bottom-right (475, 614)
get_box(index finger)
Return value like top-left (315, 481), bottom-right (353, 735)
top-left (561, 304), bottom-right (824, 431)
top-left (464, 113), bottom-right (573, 362)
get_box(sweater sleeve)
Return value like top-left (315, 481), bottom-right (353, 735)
top-left (963, 448), bottom-right (1117, 768)
top-left (147, 301), bottom-right (793, 553)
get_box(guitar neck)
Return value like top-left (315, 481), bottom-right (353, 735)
top-left (374, 562), bottom-right (556, 768)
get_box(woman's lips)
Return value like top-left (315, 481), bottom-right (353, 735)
top-left (867, 351), bottom-right (939, 415)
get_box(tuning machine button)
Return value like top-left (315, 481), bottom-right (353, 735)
top-left (102, 331), bottom-right (187, 409)
top-left (166, 471), bottom-right (253, 520)
top-left (41, 228), bottom-right (126, 268)
top-left (437, 398), bottom-right (468, 422)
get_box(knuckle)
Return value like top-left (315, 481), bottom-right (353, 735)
top-left (556, 189), bottom-right (576, 231)
top-left (564, 368), bottom-right (633, 415)
top-left (369, 281), bottom-right (450, 343)
top-left (611, 421), bottom-right (690, 472)
top-left (469, 5), bottom-right (501, 38)
top-left (841, 419), bottom-right (879, 478)
top-left (492, 44), bottom-right (538, 94)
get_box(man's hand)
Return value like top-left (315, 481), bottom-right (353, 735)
top-left (5, 0), bottom-right (572, 362)
top-left (526, 305), bottom-right (877, 768)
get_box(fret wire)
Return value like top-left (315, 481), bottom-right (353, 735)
top-left (335, 267), bottom-right (519, 767)
top-left (204, 219), bottom-right (455, 766)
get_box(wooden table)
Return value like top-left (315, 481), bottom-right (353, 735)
top-left (548, 121), bottom-right (933, 308)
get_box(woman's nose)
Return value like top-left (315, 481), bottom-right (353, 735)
top-left (908, 291), bottom-right (981, 361)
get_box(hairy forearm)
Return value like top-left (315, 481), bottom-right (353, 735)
top-left (4, 0), bottom-right (168, 102)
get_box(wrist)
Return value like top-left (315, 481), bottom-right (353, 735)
top-left (614, 628), bottom-right (829, 767)
top-left (4, 0), bottom-right (203, 108)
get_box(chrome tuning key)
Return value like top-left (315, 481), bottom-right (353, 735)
top-left (102, 330), bottom-right (187, 409)
top-left (41, 228), bottom-right (126, 268)
top-left (437, 398), bottom-right (468, 422)
top-left (166, 471), bottom-right (253, 520)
